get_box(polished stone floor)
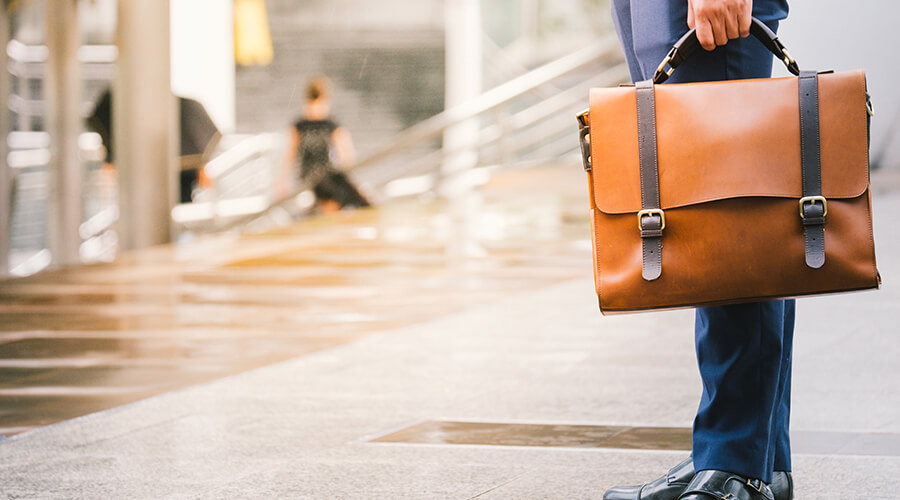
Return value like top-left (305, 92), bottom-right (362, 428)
top-left (0, 165), bottom-right (899, 498)
top-left (0, 166), bottom-right (590, 437)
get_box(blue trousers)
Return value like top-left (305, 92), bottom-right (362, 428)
top-left (611, 0), bottom-right (795, 483)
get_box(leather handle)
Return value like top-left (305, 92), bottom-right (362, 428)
top-left (653, 17), bottom-right (800, 84)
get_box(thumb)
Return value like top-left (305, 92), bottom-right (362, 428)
top-left (687, 0), bottom-right (695, 28)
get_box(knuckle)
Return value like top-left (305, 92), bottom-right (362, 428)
top-left (696, 6), bottom-right (716, 17)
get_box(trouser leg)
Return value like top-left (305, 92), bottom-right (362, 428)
top-left (610, 0), bottom-right (794, 484)
top-left (773, 300), bottom-right (795, 473)
top-left (693, 301), bottom-right (794, 483)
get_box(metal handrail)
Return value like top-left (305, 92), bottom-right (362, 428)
top-left (203, 133), bottom-right (276, 180)
top-left (6, 40), bottom-right (118, 64)
top-left (386, 63), bottom-right (630, 177)
top-left (217, 35), bottom-right (624, 230)
top-left (352, 35), bottom-right (620, 171)
top-left (169, 133), bottom-right (280, 229)
top-left (204, 36), bottom-right (621, 188)
top-left (5, 131), bottom-right (115, 273)
top-left (480, 33), bottom-right (561, 100)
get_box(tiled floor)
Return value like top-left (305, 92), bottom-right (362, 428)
top-left (0, 166), bottom-right (898, 498)
top-left (0, 165), bottom-right (591, 437)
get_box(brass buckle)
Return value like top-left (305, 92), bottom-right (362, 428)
top-left (746, 479), bottom-right (765, 494)
top-left (637, 209), bottom-right (666, 231)
top-left (799, 196), bottom-right (827, 218)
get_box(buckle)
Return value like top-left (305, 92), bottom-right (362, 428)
top-left (637, 209), bottom-right (666, 231)
top-left (746, 479), bottom-right (765, 494)
top-left (799, 196), bottom-right (827, 218)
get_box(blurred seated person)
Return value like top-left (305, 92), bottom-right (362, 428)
top-left (278, 75), bottom-right (370, 213)
top-left (87, 89), bottom-right (222, 204)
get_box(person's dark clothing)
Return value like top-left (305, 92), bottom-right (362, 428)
top-left (88, 90), bottom-right (220, 165)
top-left (87, 89), bottom-right (221, 204)
top-left (293, 118), bottom-right (338, 179)
top-left (87, 90), bottom-right (114, 162)
top-left (293, 118), bottom-right (370, 209)
top-left (612, 0), bottom-right (789, 86)
top-left (180, 169), bottom-right (199, 205)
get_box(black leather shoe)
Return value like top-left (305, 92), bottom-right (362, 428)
top-left (678, 470), bottom-right (774, 500)
top-left (602, 458), bottom-right (792, 500)
top-left (602, 457), bottom-right (694, 500)
top-left (769, 470), bottom-right (793, 500)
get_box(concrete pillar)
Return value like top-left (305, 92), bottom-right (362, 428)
top-left (0, 6), bottom-right (10, 275)
top-left (442, 0), bottom-right (482, 191)
top-left (442, 0), bottom-right (484, 260)
top-left (44, 0), bottom-right (83, 265)
top-left (115, 0), bottom-right (178, 250)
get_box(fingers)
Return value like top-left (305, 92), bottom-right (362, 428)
top-left (737, 0), bottom-right (752, 37)
top-left (691, 0), bottom-right (752, 51)
top-left (711, 15), bottom-right (728, 46)
top-left (695, 18), bottom-right (716, 51)
top-left (687, 0), bottom-right (696, 28)
top-left (724, 11), bottom-right (740, 39)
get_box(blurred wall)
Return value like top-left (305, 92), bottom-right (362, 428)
top-left (171, 0), bottom-right (235, 133)
top-left (774, 0), bottom-right (900, 169)
top-left (269, 0), bottom-right (443, 29)
top-left (235, 0), bottom-right (446, 160)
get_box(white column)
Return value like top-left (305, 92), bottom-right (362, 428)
top-left (115, 0), bottom-right (178, 250)
top-left (170, 0), bottom-right (234, 132)
top-left (443, 0), bottom-right (485, 259)
top-left (44, 0), bottom-right (83, 265)
top-left (0, 6), bottom-right (10, 274)
top-left (442, 0), bottom-right (482, 192)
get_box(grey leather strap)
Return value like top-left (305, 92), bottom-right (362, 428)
top-left (635, 80), bottom-right (663, 281)
top-left (799, 70), bottom-right (826, 269)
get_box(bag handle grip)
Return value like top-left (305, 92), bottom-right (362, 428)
top-left (653, 17), bottom-right (800, 84)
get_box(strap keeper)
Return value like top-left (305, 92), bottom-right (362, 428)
top-left (802, 216), bottom-right (826, 226)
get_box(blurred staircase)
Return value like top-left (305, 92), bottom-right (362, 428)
top-left (3, 2), bottom-right (630, 275)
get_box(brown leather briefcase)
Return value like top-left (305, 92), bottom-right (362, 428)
top-left (577, 19), bottom-right (880, 314)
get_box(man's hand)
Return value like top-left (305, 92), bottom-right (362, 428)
top-left (687, 0), bottom-right (752, 51)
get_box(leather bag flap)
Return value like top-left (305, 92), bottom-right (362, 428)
top-left (589, 70), bottom-right (870, 215)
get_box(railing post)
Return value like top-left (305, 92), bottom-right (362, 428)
top-left (496, 107), bottom-right (513, 168)
top-left (211, 174), bottom-right (222, 230)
